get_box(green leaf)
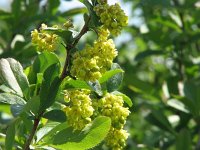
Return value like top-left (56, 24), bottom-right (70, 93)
top-left (140, 0), bottom-right (170, 7)
top-left (5, 119), bottom-right (20, 150)
top-left (62, 77), bottom-right (91, 90)
top-left (183, 80), bottom-right (200, 116)
top-left (47, 0), bottom-right (60, 15)
top-left (51, 116), bottom-right (111, 150)
top-left (28, 52), bottom-right (60, 84)
top-left (11, 0), bottom-right (22, 21)
top-left (0, 58), bottom-right (26, 97)
top-left (107, 63), bottom-right (124, 92)
top-left (166, 76), bottom-right (179, 95)
top-left (6, 58), bottom-right (30, 99)
top-left (146, 109), bottom-right (175, 134)
top-left (88, 81), bottom-right (103, 96)
top-left (22, 96), bottom-right (40, 116)
top-left (43, 109), bottom-right (67, 122)
top-left (11, 104), bottom-right (24, 117)
top-left (0, 93), bottom-right (26, 105)
top-left (176, 129), bottom-right (192, 150)
top-left (82, 0), bottom-right (101, 27)
top-left (39, 77), bottom-right (62, 112)
top-left (167, 99), bottom-right (189, 113)
top-left (20, 113), bottom-right (33, 132)
top-left (112, 91), bottom-right (133, 107)
top-left (5, 121), bottom-right (16, 150)
top-left (0, 104), bottom-right (10, 114)
top-left (36, 122), bottom-right (60, 143)
top-left (41, 122), bottom-right (69, 143)
top-left (39, 64), bottom-right (61, 112)
top-left (0, 84), bottom-right (15, 93)
top-left (99, 69), bottom-right (124, 84)
top-left (134, 50), bottom-right (164, 61)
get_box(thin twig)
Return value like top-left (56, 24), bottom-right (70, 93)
top-left (23, 118), bottom-right (40, 150)
top-left (60, 16), bottom-right (91, 80)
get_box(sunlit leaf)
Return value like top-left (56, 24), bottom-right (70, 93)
top-left (51, 116), bottom-right (111, 150)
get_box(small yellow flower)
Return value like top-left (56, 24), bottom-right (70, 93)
top-left (63, 89), bottom-right (94, 130)
top-left (70, 27), bottom-right (117, 81)
top-left (31, 24), bottom-right (59, 52)
top-left (94, 3), bottom-right (128, 36)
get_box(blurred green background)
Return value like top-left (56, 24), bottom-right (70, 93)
top-left (1, 0), bottom-right (200, 149)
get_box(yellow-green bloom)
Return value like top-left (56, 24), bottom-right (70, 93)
top-left (94, 3), bottom-right (128, 36)
top-left (70, 27), bottom-right (117, 81)
top-left (64, 89), bottom-right (94, 130)
top-left (105, 127), bottom-right (129, 150)
top-left (98, 93), bottom-right (130, 129)
top-left (31, 24), bottom-right (59, 52)
top-left (97, 93), bottom-right (130, 149)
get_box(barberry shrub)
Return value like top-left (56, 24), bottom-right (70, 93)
top-left (0, 0), bottom-right (132, 149)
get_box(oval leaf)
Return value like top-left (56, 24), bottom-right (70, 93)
top-left (43, 109), bottom-right (67, 122)
top-left (0, 58), bottom-right (23, 96)
top-left (176, 129), bottom-right (192, 150)
top-left (51, 116), bottom-right (111, 150)
top-left (0, 93), bottom-right (26, 105)
top-left (99, 69), bottom-right (124, 84)
top-left (106, 63), bottom-right (124, 92)
top-left (62, 77), bottom-right (91, 90)
top-left (112, 91), bottom-right (133, 107)
top-left (5, 121), bottom-right (16, 150)
top-left (28, 52), bottom-right (60, 84)
top-left (11, 104), bottom-right (24, 117)
top-left (7, 58), bottom-right (30, 99)
top-left (39, 77), bottom-right (62, 112)
top-left (167, 99), bottom-right (189, 113)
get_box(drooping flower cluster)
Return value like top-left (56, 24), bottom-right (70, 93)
top-left (94, 0), bottom-right (128, 36)
top-left (98, 93), bottom-right (130, 129)
top-left (70, 27), bottom-right (117, 81)
top-left (98, 93), bottom-right (130, 149)
top-left (31, 24), bottom-right (59, 52)
top-left (105, 127), bottom-right (129, 150)
top-left (64, 89), bottom-right (94, 130)
top-left (63, 90), bottom-right (130, 149)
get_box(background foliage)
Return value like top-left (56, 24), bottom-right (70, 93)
top-left (0, 0), bottom-right (200, 149)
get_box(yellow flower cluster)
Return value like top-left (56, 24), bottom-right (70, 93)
top-left (64, 89), bottom-right (94, 130)
top-left (63, 90), bottom-right (130, 149)
top-left (31, 24), bottom-right (59, 52)
top-left (105, 127), bottom-right (129, 150)
top-left (94, 1), bottom-right (128, 36)
top-left (70, 27), bottom-right (117, 81)
top-left (98, 93), bottom-right (130, 149)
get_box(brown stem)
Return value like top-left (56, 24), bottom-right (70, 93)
top-left (60, 16), bottom-right (91, 80)
top-left (23, 118), bottom-right (40, 150)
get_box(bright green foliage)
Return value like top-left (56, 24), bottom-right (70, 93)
top-left (50, 116), bottom-right (111, 150)
top-left (0, 0), bottom-right (131, 150)
top-left (1, 0), bottom-right (200, 149)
